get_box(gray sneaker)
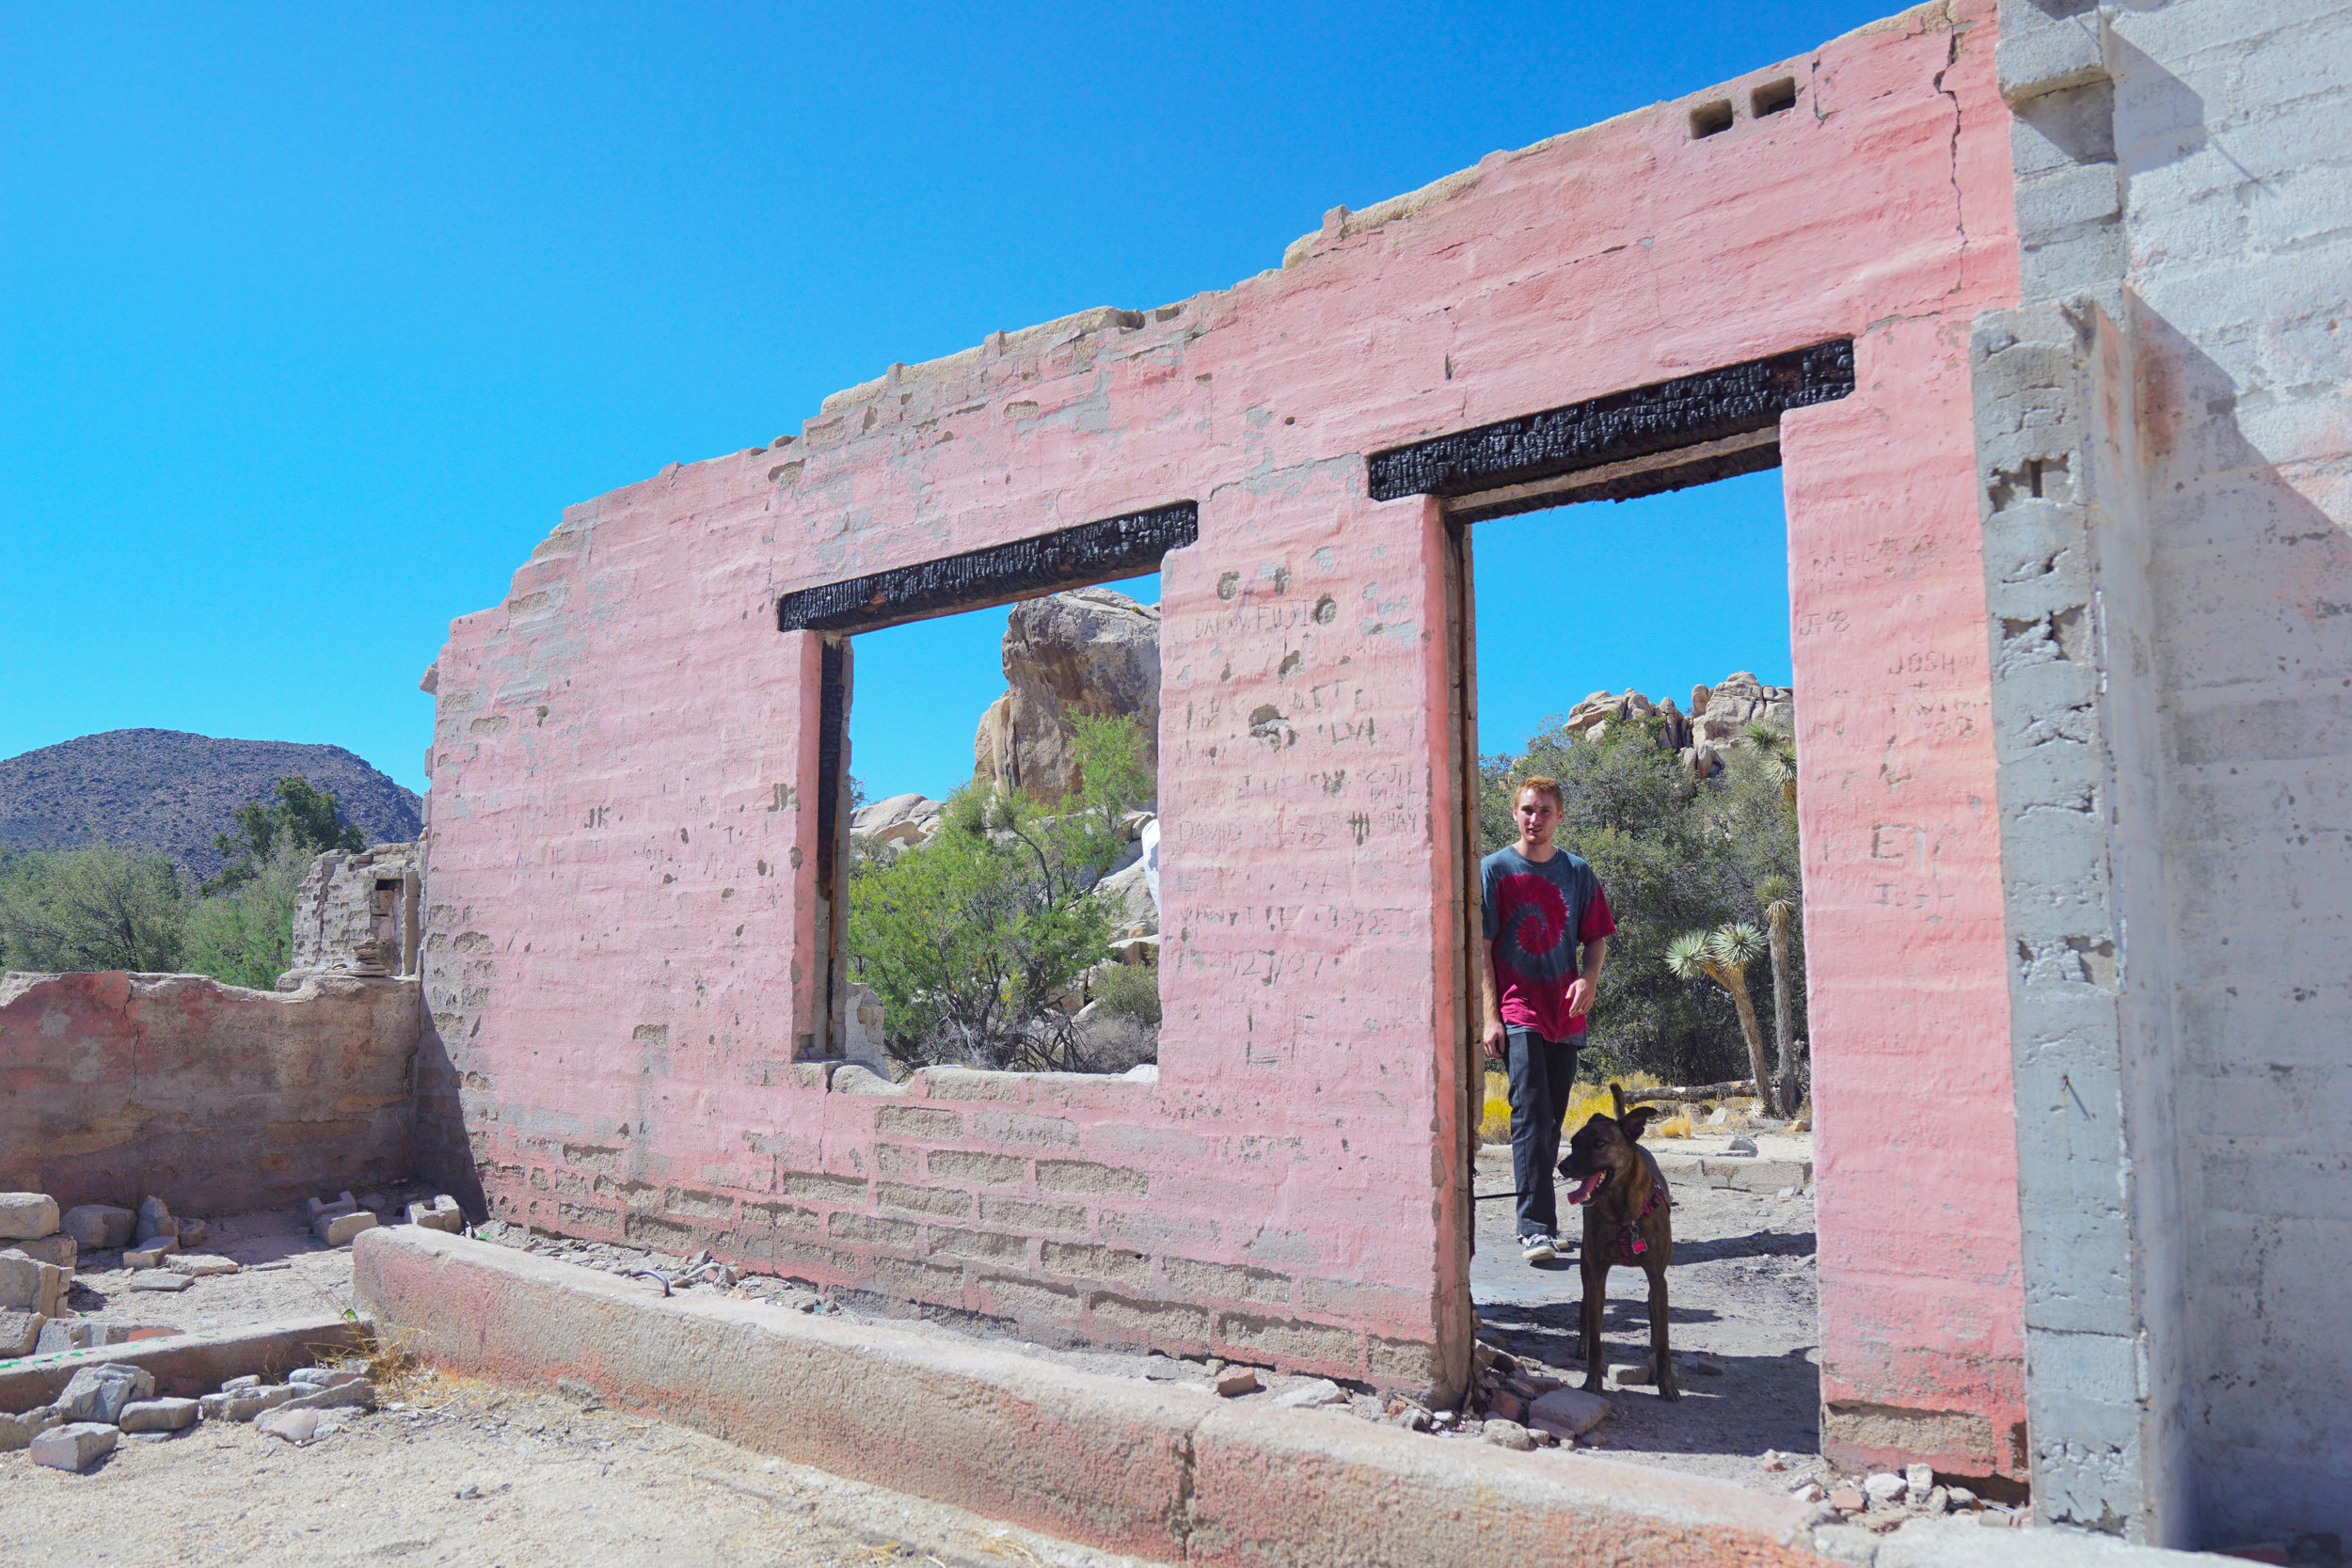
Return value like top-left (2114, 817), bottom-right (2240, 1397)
top-left (1518, 1233), bottom-right (1556, 1263)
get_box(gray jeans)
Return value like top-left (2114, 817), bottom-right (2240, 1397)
top-left (1506, 1027), bottom-right (1581, 1239)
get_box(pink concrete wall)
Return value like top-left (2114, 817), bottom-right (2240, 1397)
top-left (0, 971), bottom-right (420, 1213)
top-left (420, 0), bottom-right (2024, 1462)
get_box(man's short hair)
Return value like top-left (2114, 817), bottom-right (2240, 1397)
top-left (1515, 776), bottom-right (1565, 811)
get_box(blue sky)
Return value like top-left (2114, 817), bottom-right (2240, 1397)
top-left (3, 2), bottom-right (1872, 801)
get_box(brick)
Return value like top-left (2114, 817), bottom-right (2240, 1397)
top-left (874, 1106), bottom-right (961, 1140)
top-left (117, 1398), bottom-right (199, 1433)
top-left (0, 1194), bottom-right (58, 1241)
top-left (927, 1149), bottom-right (1027, 1186)
top-left (926, 1227), bottom-right (1030, 1264)
top-left (968, 1273), bottom-right (1082, 1324)
top-left (1040, 1242), bottom-right (1154, 1289)
top-left (781, 1172), bottom-right (869, 1205)
top-left (921, 1069), bottom-right (1022, 1101)
top-left (973, 1112), bottom-right (1079, 1148)
top-left (1167, 1259), bottom-right (1293, 1307)
top-left (827, 1212), bottom-right (921, 1249)
top-left (1035, 1159), bottom-right (1150, 1198)
top-left (1102, 1211), bottom-right (1220, 1250)
top-left (1299, 1277), bottom-right (1426, 1323)
top-left (978, 1197), bottom-right (1089, 1236)
top-left (742, 1200), bottom-right (820, 1234)
top-left (29, 1422), bottom-right (117, 1472)
top-left (1215, 1312), bottom-right (1359, 1369)
top-left (875, 1144), bottom-right (919, 1176)
top-left (1087, 1291), bottom-right (1212, 1348)
top-left (868, 1258), bottom-right (963, 1298)
top-left (876, 1182), bottom-right (973, 1219)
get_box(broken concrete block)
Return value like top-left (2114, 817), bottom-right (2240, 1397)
top-left (135, 1196), bottom-right (178, 1243)
top-left (1271, 1378), bottom-right (1346, 1409)
top-left (0, 1308), bottom-right (44, 1357)
top-left (175, 1217), bottom-right (208, 1248)
top-left (11, 1234), bottom-right (76, 1270)
top-left (1609, 1360), bottom-right (1656, 1386)
top-left (0, 1249), bottom-right (69, 1314)
top-left (165, 1254), bottom-right (239, 1277)
top-left (1215, 1368), bottom-right (1261, 1397)
top-left (256, 1406), bottom-right (326, 1445)
top-left (1483, 1418), bottom-right (1534, 1450)
top-left (58, 1362), bottom-right (155, 1423)
top-left (0, 1193), bottom-right (59, 1240)
top-left (315, 1211), bottom-right (378, 1246)
top-left (122, 1271), bottom-right (193, 1291)
top-left (407, 1196), bottom-right (465, 1233)
top-left (1526, 1386), bottom-right (1611, 1436)
top-left (117, 1398), bottom-right (199, 1433)
top-left (124, 1237), bottom-right (180, 1269)
top-left (30, 1421), bottom-right (119, 1472)
top-left (222, 1375), bottom-right (262, 1392)
top-left (203, 1384), bottom-right (297, 1422)
top-left (61, 1205), bottom-right (135, 1249)
top-left (1905, 1462), bottom-right (1935, 1498)
top-left (1864, 1471), bottom-right (1907, 1504)
top-left (0, 1404), bottom-right (67, 1452)
top-left (283, 1377), bottom-right (375, 1412)
top-left (34, 1320), bottom-right (171, 1354)
top-left (307, 1191), bottom-right (358, 1220)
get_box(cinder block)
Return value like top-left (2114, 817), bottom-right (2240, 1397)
top-left (314, 1211), bottom-right (378, 1246)
top-left (0, 1404), bottom-right (66, 1452)
top-left (406, 1196), bottom-right (465, 1233)
top-left (57, 1362), bottom-right (155, 1424)
top-left (925, 1149), bottom-right (1026, 1186)
top-left (875, 1182), bottom-right (971, 1219)
top-left (0, 1250), bottom-right (68, 1314)
top-left (117, 1398), bottom-right (199, 1433)
top-left (11, 1234), bottom-right (76, 1270)
top-left (977, 1197), bottom-right (1088, 1235)
top-left (1040, 1242), bottom-right (1153, 1289)
top-left (1999, 13), bottom-right (2107, 105)
top-left (972, 1112), bottom-right (1079, 1149)
top-left (0, 1309), bottom-right (43, 1357)
top-left (1035, 1159), bottom-right (1151, 1198)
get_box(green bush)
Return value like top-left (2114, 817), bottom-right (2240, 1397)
top-left (1092, 961), bottom-right (1162, 1026)
top-left (0, 841), bottom-right (189, 974)
top-left (849, 715), bottom-right (1152, 1072)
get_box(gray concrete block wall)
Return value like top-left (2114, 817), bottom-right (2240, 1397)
top-left (1990, 0), bottom-right (2352, 1547)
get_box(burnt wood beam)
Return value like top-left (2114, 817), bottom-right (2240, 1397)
top-left (1366, 341), bottom-right (1855, 505)
top-left (775, 503), bottom-right (1198, 635)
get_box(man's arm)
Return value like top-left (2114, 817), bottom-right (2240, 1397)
top-left (1565, 936), bottom-right (1608, 1019)
top-left (1477, 927), bottom-right (1507, 1060)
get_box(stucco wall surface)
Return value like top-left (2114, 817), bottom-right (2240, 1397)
top-left (421, 0), bottom-right (2025, 1460)
top-left (1989, 0), bottom-right (2352, 1546)
top-left (0, 970), bottom-right (421, 1213)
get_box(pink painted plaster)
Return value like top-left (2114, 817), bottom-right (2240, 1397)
top-left (419, 0), bottom-right (2024, 1469)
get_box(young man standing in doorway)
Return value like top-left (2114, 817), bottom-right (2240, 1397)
top-left (1480, 776), bottom-right (1615, 1263)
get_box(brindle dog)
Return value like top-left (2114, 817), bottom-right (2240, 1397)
top-left (1558, 1084), bottom-right (1678, 1399)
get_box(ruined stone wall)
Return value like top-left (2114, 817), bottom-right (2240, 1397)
top-left (419, 0), bottom-right (2025, 1454)
top-left (1985, 0), bottom-right (2352, 1547)
top-left (0, 971), bottom-right (420, 1213)
top-left (288, 842), bottom-right (421, 979)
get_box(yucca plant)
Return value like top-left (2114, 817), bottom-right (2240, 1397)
top-left (1755, 875), bottom-right (1801, 1105)
top-left (1664, 923), bottom-right (1779, 1116)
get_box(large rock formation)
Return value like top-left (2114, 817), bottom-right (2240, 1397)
top-left (973, 587), bottom-right (1159, 803)
top-left (1558, 671), bottom-right (1791, 778)
top-left (0, 730), bottom-right (421, 883)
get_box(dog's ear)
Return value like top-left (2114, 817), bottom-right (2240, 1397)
top-left (1620, 1105), bottom-right (1656, 1142)
top-left (1610, 1082), bottom-right (1628, 1120)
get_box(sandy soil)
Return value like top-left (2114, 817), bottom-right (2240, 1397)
top-left (0, 1371), bottom-right (1151, 1568)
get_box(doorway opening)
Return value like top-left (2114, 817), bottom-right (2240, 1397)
top-left (1375, 344), bottom-right (1847, 1486)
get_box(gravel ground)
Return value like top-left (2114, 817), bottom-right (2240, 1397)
top-left (0, 1371), bottom-right (1152, 1568)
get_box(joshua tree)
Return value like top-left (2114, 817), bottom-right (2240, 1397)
top-left (1664, 923), bottom-right (1779, 1116)
top-left (1744, 720), bottom-right (1798, 807)
top-left (1755, 875), bottom-right (1801, 1105)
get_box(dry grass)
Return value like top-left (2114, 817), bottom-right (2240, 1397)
top-left (1480, 1069), bottom-right (1683, 1142)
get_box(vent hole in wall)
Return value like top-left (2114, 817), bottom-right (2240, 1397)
top-left (1753, 77), bottom-right (1798, 118)
top-left (1691, 100), bottom-right (1735, 138)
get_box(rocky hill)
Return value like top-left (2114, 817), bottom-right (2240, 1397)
top-left (0, 730), bottom-right (422, 883)
top-left (1558, 672), bottom-right (1793, 778)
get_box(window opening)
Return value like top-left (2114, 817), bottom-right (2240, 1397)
top-left (1691, 99), bottom-right (1736, 138)
top-left (1753, 77), bottom-right (1799, 118)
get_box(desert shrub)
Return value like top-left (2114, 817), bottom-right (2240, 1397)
top-left (0, 842), bottom-right (189, 974)
top-left (849, 715), bottom-right (1152, 1072)
top-left (1092, 961), bottom-right (1161, 1026)
top-left (183, 840), bottom-right (307, 989)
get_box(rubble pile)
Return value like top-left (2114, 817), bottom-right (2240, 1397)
top-left (0, 1357), bottom-right (380, 1472)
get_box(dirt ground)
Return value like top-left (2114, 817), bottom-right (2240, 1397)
top-left (1469, 1137), bottom-right (1830, 1492)
top-left (0, 1371), bottom-right (1150, 1568)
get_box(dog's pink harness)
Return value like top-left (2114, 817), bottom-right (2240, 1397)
top-left (1615, 1186), bottom-right (1667, 1265)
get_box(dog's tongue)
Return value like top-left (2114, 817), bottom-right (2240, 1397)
top-left (1565, 1171), bottom-right (1607, 1206)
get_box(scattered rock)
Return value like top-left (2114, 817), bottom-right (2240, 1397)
top-left (61, 1204), bottom-right (136, 1249)
top-left (555, 1377), bottom-right (602, 1410)
top-left (1608, 1360), bottom-right (1656, 1386)
top-left (308, 1191), bottom-right (358, 1220)
top-left (1947, 1485), bottom-right (1978, 1508)
top-left (1725, 1135), bottom-right (1759, 1157)
top-left (1811, 1522), bottom-right (1881, 1565)
top-left (283, 1379), bottom-right (375, 1413)
top-left (1921, 1485), bottom-right (1950, 1514)
top-left (135, 1196), bottom-right (178, 1243)
top-left (850, 794), bottom-right (946, 847)
top-left (1270, 1379), bottom-right (1345, 1409)
top-left (1485, 1390), bottom-right (1525, 1422)
top-left (29, 1421), bottom-right (119, 1472)
top-left (1828, 1487), bottom-right (1867, 1513)
top-left (256, 1406), bottom-right (326, 1445)
top-left (0, 1193), bottom-right (59, 1240)
top-left (1483, 1419), bottom-right (1534, 1451)
top-left (972, 587), bottom-right (1161, 804)
top-left (165, 1253), bottom-right (239, 1277)
top-left (176, 1217), bottom-right (208, 1248)
top-left (1904, 1462), bottom-right (1934, 1497)
top-left (1760, 1449), bottom-right (1789, 1471)
top-left (122, 1271), bottom-right (194, 1292)
top-left (123, 1237), bottom-right (179, 1268)
top-left (1863, 1472), bottom-right (1907, 1505)
top-left (1215, 1368), bottom-right (1261, 1397)
top-left (34, 1320), bottom-right (172, 1354)
top-left (1789, 1481), bottom-right (1824, 1502)
top-left (200, 1384), bottom-right (297, 1422)
top-left (11, 1234), bottom-right (75, 1269)
top-left (222, 1375), bottom-right (262, 1392)
top-left (1526, 1387), bottom-right (1611, 1436)
top-left (1776, 1186), bottom-right (1798, 1199)
top-left (315, 1211), bottom-right (378, 1246)
top-left (58, 1363), bottom-right (155, 1423)
top-left (117, 1398), bottom-right (199, 1433)
top-left (0, 1405), bottom-right (67, 1452)
top-left (359, 1193), bottom-right (389, 1214)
